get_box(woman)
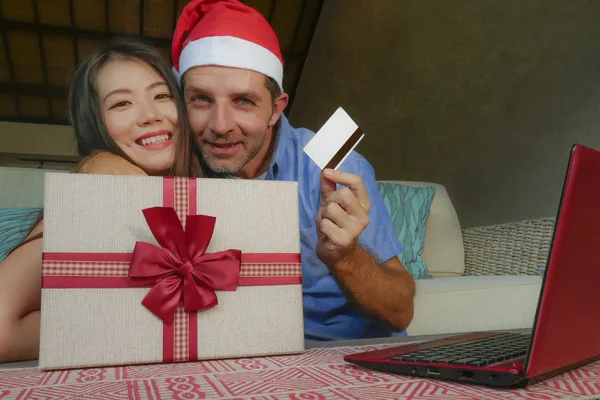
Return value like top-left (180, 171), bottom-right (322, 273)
top-left (0, 37), bottom-right (201, 362)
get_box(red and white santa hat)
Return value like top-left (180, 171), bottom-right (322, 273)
top-left (172, 0), bottom-right (284, 91)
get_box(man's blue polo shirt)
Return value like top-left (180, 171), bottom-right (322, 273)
top-left (227, 115), bottom-right (404, 341)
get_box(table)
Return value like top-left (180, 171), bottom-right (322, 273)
top-left (1, 332), bottom-right (600, 399)
top-left (0, 332), bottom-right (449, 371)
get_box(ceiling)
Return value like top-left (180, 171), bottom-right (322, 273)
top-left (0, 0), bottom-right (324, 126)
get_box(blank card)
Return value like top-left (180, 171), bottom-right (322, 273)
top-left (303, 107), bottom-right (365, 170)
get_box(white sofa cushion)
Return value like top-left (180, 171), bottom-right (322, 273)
top-left (406, 275), bottom-right (542, 336)
top-left (381, 181), bottom-right (464, 277)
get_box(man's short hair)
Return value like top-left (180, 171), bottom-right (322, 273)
top-left (264, 76), bottom-right (282, 102)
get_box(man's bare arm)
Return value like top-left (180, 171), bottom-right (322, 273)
top-left (316, 168), bottom-right (415, 331)
top-left (328, 246), bottom-right (415, 330)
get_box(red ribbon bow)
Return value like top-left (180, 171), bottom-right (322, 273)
top-left (127, 207), bottom-right (242, 324)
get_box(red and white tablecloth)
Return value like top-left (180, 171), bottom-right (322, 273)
top-left (1, 344), bottom-right (600, 399)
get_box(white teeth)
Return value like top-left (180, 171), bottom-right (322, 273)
top-left (140, 134), bottom-right (170, 146)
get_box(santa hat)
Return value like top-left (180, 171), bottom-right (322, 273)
top-left (172, 0), bottom-right (284, 91)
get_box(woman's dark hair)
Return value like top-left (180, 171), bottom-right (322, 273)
top-left (7, 36), bottom-right (204, 254)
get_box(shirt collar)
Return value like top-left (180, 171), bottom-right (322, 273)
top-left (267, 114), bottom-right (293, 180)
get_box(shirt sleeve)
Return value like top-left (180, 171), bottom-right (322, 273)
top-left (338, 156), bottom-right (403, 265)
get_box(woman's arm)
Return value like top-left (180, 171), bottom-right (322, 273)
top-left (0, 220), bottom-right (43, 362)
top-left (74, 152), bottom-right (147, 175)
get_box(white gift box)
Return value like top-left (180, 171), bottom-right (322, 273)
top-left (39, 173), bottom-right (305, 370)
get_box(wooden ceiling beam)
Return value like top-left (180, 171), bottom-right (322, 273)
top-left (0, 116), bottom-right (69, 125)
top-left (32, 0), bottom-right (54, 120)
top-left (0, 10), bottom-right (20, 116)
top-left (0, 82), bottom-right (66, 98)
top-left (2, 20), bottom-right (172, 49)
top-left (68, 0), bottom-right (79, 63)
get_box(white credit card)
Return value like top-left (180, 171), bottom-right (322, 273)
top-left (303, 107), bottom-right (365, 170)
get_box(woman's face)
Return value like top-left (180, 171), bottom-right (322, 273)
top-left (96, 59), bottom-right (178, 174)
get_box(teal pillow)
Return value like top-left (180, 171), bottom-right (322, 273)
top-left (377, 183), bottom-right (435, 279)
top-left (0, 208), bottom-right (42, 262)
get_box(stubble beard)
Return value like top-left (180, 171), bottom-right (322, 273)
top-left (200, 130), bottom-right (268, 176)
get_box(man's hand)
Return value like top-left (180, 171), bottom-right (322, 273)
top-left (74, 152), bottom-right (146, 176)
top-left (316, 168), bottom-right (371, 267)
top-left (315, 168), bottom-right (415, 331)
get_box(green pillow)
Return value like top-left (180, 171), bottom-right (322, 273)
top-left (0, 207), bottom-right (42, 262)
top-left (377, 183), bottom-right (435, 279)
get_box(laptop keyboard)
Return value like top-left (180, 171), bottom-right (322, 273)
top-left (390, 332), bottom-right (530, 367)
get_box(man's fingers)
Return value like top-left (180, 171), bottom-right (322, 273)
top-left (321, 202), bottom-right (349, 229)
top-left (323, 169), bottom-right (370, 212)
top-left (326, 187), bottom-right (364, 217)
top-left (320, 171), bottom-right (337, 200)
top-left (318, 218), bottom-right (353, 249)
top-left (320, 202), bottom-right (369, 237)
top-left (322, 168), bottom-right (362, 188)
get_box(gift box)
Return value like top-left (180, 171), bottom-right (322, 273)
top-left (39, 173), bottom-right (305, 370)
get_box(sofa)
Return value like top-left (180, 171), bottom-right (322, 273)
top-left (0, 167), bottom-right (552, 337)
top-left (380, 180), bottom-right (553, 336)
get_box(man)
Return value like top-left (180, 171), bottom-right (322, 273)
top-left (81, 0), bottom-right (415, 341)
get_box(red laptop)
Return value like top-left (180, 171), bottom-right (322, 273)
top-left (344, 143), bottom-right (600, 388)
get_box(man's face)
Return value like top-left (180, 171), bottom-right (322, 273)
top-left (183, 66), bottom-right (287, 178)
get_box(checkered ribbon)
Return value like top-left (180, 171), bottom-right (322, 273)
top-left (42, 260), bottom-right (302, 278)
top-left (173, 177), bottom-right (190, 229)
top-left (171, 177), bottom-right (193, 362)
top-left (173, 303), bottom-right (191, 362)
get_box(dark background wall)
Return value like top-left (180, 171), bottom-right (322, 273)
top-left (289, 0), bottom-right (600, 228)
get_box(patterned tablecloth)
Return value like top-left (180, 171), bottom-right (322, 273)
top-left (1, 344), bottom-right (600, 399)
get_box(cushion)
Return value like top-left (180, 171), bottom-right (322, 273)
top-left (407, 275), bottom-right (542, 335)
top-left (377, 182), bottom-right (435, 279)
top-left (0, 166), bottom-right (52, 208)
top-left (0, 207), bottom-right (42, 262)
top-left (382, 181), bottom-right (465, 278)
